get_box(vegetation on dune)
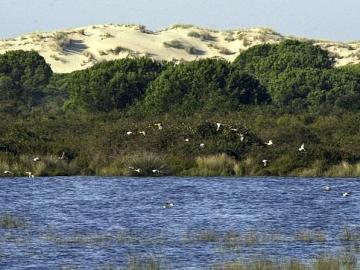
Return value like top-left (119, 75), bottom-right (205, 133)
top-left (1, 40), bottom-right (360, 177)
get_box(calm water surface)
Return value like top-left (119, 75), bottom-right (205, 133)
top-left (0, 176), bottom-right (359, 269)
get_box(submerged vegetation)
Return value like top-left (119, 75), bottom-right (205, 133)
top-left (1, 40), bottom-right (360, 177)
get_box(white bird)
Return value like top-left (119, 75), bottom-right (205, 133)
top-left (342, 192), bottom-right (351, 197)
top-left (33, 157), bottom-right (40, 162)
top-left (216, 122), bottom-right (222, 131)
top-left (262, 159), bottom-right (268, 167)
top-left (240, 134), bottom-right (245, 142)
top-left (265, 140), bottom-right (273, 146)
top-left (4, 170), bottom-right (12, 174)
top-left (299, 143), bottom-right (306, 152)
top-left (25, 172), bottom-right (34, 178)
top-left (155, 123), bottom-right (163, 130)
top-left (134, 168), bottom-right (141, 173)
top-left (324, 186), bottom-right (332, 191)
top-left (152, 169), bottom-right (160, 174)
top-left (184, 138), bottom-right (190, 142)
top-left (162, 202), bottom-right (174, 208)
top-left (126, 131), bottom-right (133, 135)
top-left (58, 151), bottom-right (65, 160)
top-left (200, 143), bottom-right (206, 149)
top-left (139, 131), bottom-right (146, 136)
top-left (230, 128), bottom-right (238, 132)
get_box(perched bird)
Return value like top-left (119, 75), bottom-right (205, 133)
top-left (184, 138), bottom-right (190, 142)
top-left (324, 186), bottom-right (332, 191)
top-left (139, 131), bottom-right (146, 136)
top-left (25, 172), bottom-right (34, 178)
top-left (200, 143), bottom-right (206, 149)
top-left (152, 169), bottom-right (160, 174)
top-left (3, 170), bottom-right (12, 175)
top-left (262, 159), bottom-right (268, 167)
top-left (299, 143), bottom-right (306, 152)
top-left (162, 202), bottom-right (174, 209)
top-left (155, 123), bottom-right (163, 130)
top-left (342, 192), bottom-right (351, 197)
top-left (126, 131), bottom-right (133, 135)
top-left (265, 140), bottom-right (273, 146)
top-left (216, 122), bottom-right (222, 131)
top-left (33, 157), bottom-right (40, 162)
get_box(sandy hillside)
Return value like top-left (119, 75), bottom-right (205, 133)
top-left (1, 24), bottom-right (359, 73)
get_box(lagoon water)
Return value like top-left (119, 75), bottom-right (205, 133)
top-left (0, 176), bottom-right (359, 269)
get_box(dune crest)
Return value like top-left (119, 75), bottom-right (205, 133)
top-left (1, 23), bottom-right (359, 73)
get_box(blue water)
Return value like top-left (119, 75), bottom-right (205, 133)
top-left (0, 176), bottom-right (359, 269)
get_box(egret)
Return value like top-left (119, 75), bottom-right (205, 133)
top-left (200, 143), bottom-right (206, 149)
top-left (139, 131), bottom-right (146, 136)
top-left (162, 202), bottom-right (174, 208)
top-left (33, 157), bottom-right (40, 162)
top-left (299, 143), bottom-right (306, 152)
top-left (262, 159), bottom-right (268, 167)
top-left (265, 140), bottom-right (273, 146)
top-left (155, 123), bottom-right (163, 130)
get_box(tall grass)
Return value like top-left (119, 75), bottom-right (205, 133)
top-left (187, 154), bottom-right (238, 176)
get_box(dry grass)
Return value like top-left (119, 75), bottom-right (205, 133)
top-left (188, 154), bottom-right (238, 176)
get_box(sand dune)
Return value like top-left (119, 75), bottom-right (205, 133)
top-left (1, 24), bottom-right (359, 73)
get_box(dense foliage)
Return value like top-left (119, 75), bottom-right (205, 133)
top-left (1, 41), bottom-right (360, 177)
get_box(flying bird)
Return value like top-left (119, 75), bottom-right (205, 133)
top-left (240, 134), bottom-right (245, 142)
top-left (152, 169), bottom-right (160, 174)
top-left (184, 138), bottom-right (190, 142)
top-left (3, 170), bottom-right (12, 175)
top-left (200, 143), bottom-right (206, 149)
top-left (265, 140), bottom-right (273, 146)
top-left (155, 123), bottom-right (163, 130)
top-left (25, 171), bottom-right (34, 178)
top-left (299, 143), bottom-right (306, 152)
top-left (216, 122), bottom-right (222, 131)
top-left (126, 131), bottom-right (133, 135)
top-left (342, 192), bottom-right (351, 197)
top-left (139, 131), bottom-right (146, 136)
top-left (262, 159), bottom-right (268, 167)
top-left (33, 157), bottom-right (40, 162)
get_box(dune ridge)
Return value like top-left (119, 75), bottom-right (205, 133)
top-left (1, 23), bottom-right (359, 73)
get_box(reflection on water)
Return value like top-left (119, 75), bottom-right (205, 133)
top-left (0, 176), bottom-right (359, 269)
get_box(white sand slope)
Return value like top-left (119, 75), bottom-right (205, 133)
top-left (1, 24), bottom-right (359, 73)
